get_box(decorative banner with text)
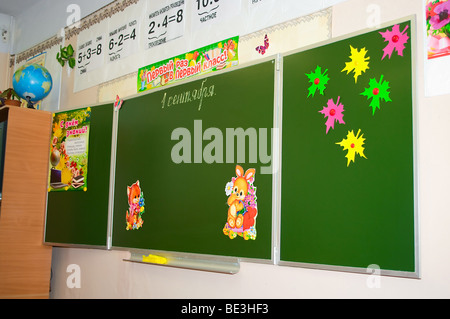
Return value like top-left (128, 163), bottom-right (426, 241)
top-left (48, 108), bottom-right (91, 192)
top-left (137, 36), bottom-right (239, 92)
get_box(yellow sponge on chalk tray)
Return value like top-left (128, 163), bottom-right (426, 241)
top-left (142, 254), bottom-right (168, 265)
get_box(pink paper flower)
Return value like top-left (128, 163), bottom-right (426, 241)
top-left (379, 24), bottom-right (410, 60)
top-left (319, 96), bottom-right (345, 134)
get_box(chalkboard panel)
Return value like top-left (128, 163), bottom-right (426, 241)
top-left (45, 104), bottom-right (114, 247)
top-left (280, 19), bottom-right (417, 276)
top-left (112, 59), bottom-right (276, 261)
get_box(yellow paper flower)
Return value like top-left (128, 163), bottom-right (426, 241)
top-left (336, 129), bottom-right (367, 167)
top-left (342, 46), bottom-right (370, 83)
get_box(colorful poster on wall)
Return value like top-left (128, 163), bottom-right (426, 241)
top-left (425, 0), bottom-right (450, 96)
top-left (137, 36), bottom-right (239, 92)
top-left (426, 0), bottom-right (450, 58)
top-left (48, 107), bottom-right (91, 192)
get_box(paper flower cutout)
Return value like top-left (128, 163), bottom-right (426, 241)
top-left (256, 34), bottom-right (269, 55)
top-left (360, 75), bottom-right (392, 115)
top-left (379, 24), bottom-right (410, 60)
top-left (319, 96), bottom-right (345, 134)
top-left (114, 95), bottom-right (123, 111)
top-left (306, 66), bottom-right (330, 97)
top-left (342, 46), bottom-right (370, 83)
top-left (336, 129), bottom-right (367, 167)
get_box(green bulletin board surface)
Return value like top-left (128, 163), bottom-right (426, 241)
top-left (45, 103), bottom-right (114, 247)
top-left (280, 19), bottom-right (416, 274)
top-left (112, 60), bottom-right (276, 260)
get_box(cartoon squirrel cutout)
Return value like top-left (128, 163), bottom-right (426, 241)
top-left (126, 180), bottom-right (145, 230)
top-left (224, 165), bottom-right (258, 240)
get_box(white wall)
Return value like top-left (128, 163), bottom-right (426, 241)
top-left (47, 0), bottom-right (450, 299)
top-left (0, 13), bottom-right (12, 89)
top-left (0, 13), bottom-right (12, 53)
top-left (12, 0), bottom-right (114, 54)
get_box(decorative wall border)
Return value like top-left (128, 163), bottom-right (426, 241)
top-left (65, 0), bottom-right (140, 40)
top-left (10, 35), bottom-right (63, 67)
top-left (10, 0), bottom-right (140, 67)
top-left (239, 7), bottom-right (332, 43)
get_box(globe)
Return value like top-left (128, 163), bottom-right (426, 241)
top-left (12, 63), bottom-right (53, 103)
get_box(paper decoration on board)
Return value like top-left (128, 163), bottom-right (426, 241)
top-left (379, 24), bottom-right (410, 60)
top-left (306, 66), bottom-right (330, 97)
top-left (361, 75), bottom-right (392, 115)
top-left (126, 180), bottom-right (146, 230)
top-left (223, 165), bottom-right (258, 240)
top-left (336, 129), bottom-right (367, 167)
top-left (49, 108), bottom-right (91, 192)
top-left (426, 0), bottom-right (450, 59)
top-left (319, 96), bottom-right (346, 134)
top-left (342, 46), bottom-right (370, 83)
top-left (255, 34), bottom-right (270, 55)
top-left (114, 95), bottom-right (123, 111)
top-left (48, 108), bottom-right (91, 192)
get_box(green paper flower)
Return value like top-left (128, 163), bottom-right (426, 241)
top-left (361, 75), bottom-right (392, 115)
top-left (306, 66), bottom-right (330, 98)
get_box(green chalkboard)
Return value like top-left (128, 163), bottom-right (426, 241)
top-left (112, 60), bottom-right (276, 260)
top-left (280, 19), bottom-right (417, 275)
top-left (45, 103), bottom-right (114, 247)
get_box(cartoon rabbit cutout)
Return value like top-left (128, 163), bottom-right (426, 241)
top-left (224, 165), bottom-right (258, 240)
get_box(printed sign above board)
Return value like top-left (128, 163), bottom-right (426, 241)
top-left (191, 0), bottom-right (241, 26)
top-left (145, 0), bottom-right (186, 49)
top-left (73, 0), bottom-right (339, 93)
top-left (138, 36), bottom-right (239, 92)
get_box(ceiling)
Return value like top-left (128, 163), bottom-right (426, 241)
top-left (0, 0), bottom-right (44, 17)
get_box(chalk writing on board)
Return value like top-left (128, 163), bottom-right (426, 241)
top-left (160, 79), bottom-right (215, 111)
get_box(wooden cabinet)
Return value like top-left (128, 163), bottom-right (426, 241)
top-left (0, 106), bottom-right (53, 299)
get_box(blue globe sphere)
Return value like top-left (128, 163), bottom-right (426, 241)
top-left (12, 63), bottom-right (53, 102)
